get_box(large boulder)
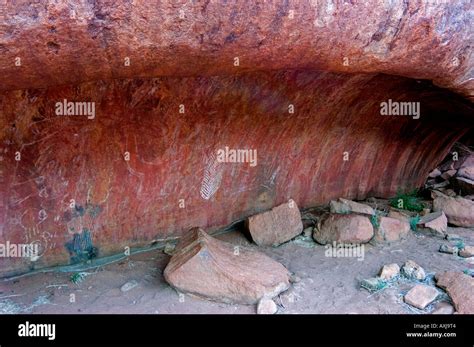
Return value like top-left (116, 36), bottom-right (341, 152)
top-left (313, 214), bottom-right (373, 245)
top-left (245, 199), bottom-right (303, 246)
top-left (432, 193), bottom-right (474, 227)
top-left (163, 228), bottom-right (290, 304)
top-left (435, 272), bottom-right (474, 314)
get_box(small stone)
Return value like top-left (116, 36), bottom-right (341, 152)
top-left (360, 277), bottom-right (387, 292)
top-left (420, 208), bottom-right (431, 216)
top-left (439, 244), bottom-right (457, 254)
top-left (431, 301), bottom-right (455, 314)
top-left (432, 181), bottom-right (450, 189)
top-left (279, 289), bottom-right (298, 306)
top-left (404, 284), bottom-right (439, 309)
top-left (289, 274), bottom-right (301, 283)
top-left (302, 227), bottom-right (313, 238)
top-left (257, 298), bottom-right (277, 314)
top-left (164, 243), bottom-right (176, 256)
top-left (459, 246), bottom-right (474, 258)
top-left (379, 263), bottom-right (400, 280)
top-left (121, 280), bottom-right (138, 292)
top-left (428, 168), bottom-right (442, 178)
top-left (401, 260), bottom-right (426, 281)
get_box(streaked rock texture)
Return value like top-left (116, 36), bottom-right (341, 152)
top-left (163, 228), bottom-right (290, 304)
top-left (0, 1), bottom-right (472, 276)
top-left (0, 1), bottom-right (472, 99)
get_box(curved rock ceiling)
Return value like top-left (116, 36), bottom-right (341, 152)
top-left (0, 1), bottom-right (472, 277)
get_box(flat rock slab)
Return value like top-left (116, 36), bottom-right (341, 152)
top-left (314, 214), bottom-right (373, 244)
top-left (417, 211), bottom-right (447, 234)
top-left (164, 228), bottom-right (290, 304)
top-left (435, 271), bottom-right (474, 314)
top-left (404, 285), bottom-right (439, 310)
top-left (246, 199), bottom-right (303, 246)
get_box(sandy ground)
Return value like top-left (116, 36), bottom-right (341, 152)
top-left (1, 225), bottom-right (473, 314)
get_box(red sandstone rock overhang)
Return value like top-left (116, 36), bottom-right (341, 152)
top-left (0, 1), bottom-right (473, 277)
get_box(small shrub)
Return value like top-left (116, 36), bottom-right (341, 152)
top-left (409, 215), bottom-right (420, 231)
top-left (370, 214), bottom-right (380, 229)
top-left (389, 189), bottom-right (424, 212)
top-left (70, 272), bottom-right (87, 284)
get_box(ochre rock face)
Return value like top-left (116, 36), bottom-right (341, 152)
top-left (0, 1), bottom-right (473, 276)
top-left (0, 1), bottom-right (472, 98)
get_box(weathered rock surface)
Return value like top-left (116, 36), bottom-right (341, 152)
top-left (439, 244), bottom-right (457, 255)
top-left (428, 169), bottom-right (442, 179)
top-left (401, 260), bottom-right (426, 281)
top-left (433, 194), bottom-right (474, 227)
top-left (329, 198), bottom-right (374, 215)
top-left (313, 214), bottom-right (373, 245)
top-left (246, 200), bottom-right (303, 247)
top-left (379, 263), bottom-right (400, 280)
top-left (163, 228), bottom-right (290, 304)
top-left (456, 155), bottom-right (474, 181)
top-left (459, 246), bottom-right (474, 258)
top-left (435, 272), bottom-right (474, 314)
top-left (360, 277), bottom-right (387, 293)
top-left (387, 209), bottom-right (411, 224)
top-left (431, 301), bottom-right (455, 315)
top-left (417, 211), bottom-right (448, 234)
top-left (375, 217), bottom-right (410, 242)
top-left (0, 1), bottom-right (472, 98)
top-left (257, 298), bottom-right (278, 314)
top-left (0, 1), bottom-right (473, 276)
top-left (404, 285), bottom-right (439, 310)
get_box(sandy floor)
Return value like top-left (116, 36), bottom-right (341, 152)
top-left (1, 225), bottom-right (473, 314)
